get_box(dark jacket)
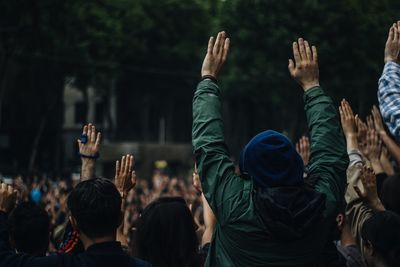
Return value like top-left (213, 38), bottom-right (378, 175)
top-left (192, 80), bottom-right (349, 266)
top-left (0, 211), bottom-right (152, 267)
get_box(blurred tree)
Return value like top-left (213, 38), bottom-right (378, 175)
top-left (216, 0), bottom-right (400, 157)
top-left (0, 0), bottom-right (399, 171)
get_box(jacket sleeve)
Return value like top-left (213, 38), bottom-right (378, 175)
top-left (192, 79), bottom-right (249, 224)
top-left (304, 87), bottom-right (349, 217)
top-left (378, 62), bottom-right (400, 141)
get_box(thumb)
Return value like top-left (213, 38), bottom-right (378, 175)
top-left (288, 59), bottom-right (295, 74)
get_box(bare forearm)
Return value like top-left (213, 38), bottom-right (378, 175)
top-left (345, 134), bottom-right (359, 151)
top-left (81, 159), bottom-right (96, 181)
top-left (201, 193), bottom-right (216, 246)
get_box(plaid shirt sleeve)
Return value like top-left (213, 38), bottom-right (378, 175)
top-left (378, 61), bottom-right (400, 141)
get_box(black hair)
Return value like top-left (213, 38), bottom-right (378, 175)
top-left (8, 202), bottom-right (50, 256)
top-left (133, 197), bottom-right (200, 267)
top-left (361, 211), bottom-right (400, 267)
top-left (67, 178), bottom-right (122, 239)
top-left (381, 174), bottom-right (400, 216)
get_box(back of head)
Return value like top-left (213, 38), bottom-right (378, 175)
top-left (134, 197), bottom-right (199, 267)
top-left (381, 174), bottom-right (400, 215)
top-left (361, 211), bottom-right (400, 267)
top-left (8, 202), bottom-right (50, 256)
top-left (239, 130), bottom-right (304, 188)
top-left (67, 178), bottom-right (121, 239)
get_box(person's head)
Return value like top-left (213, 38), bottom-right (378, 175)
top-left (239, 130), bottom-right (304, 189)
top-left (361, 211), bottom-right (400, 267)
top-left (134, 197), bottom-right (199, 267)
top-left (67, 178), bottom-right (122, 240)
top-left (381, 174), bottom-right (400, 215)
top-left (8, 202), bottom-right (50, 256)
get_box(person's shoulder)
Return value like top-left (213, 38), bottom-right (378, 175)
top-left (130, 256), bottom-right (152, 267)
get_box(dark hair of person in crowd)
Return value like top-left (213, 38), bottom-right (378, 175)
top-left (67, 178), bottom-right (122, 239)
top-left (361, 211), bottom-right (400, 267)
top-left (381, 174), bottom-right (400, 216)
top-left (133, 197), bottom-right (200, 267)
top-left (8, 201), bottom-right (50, 256)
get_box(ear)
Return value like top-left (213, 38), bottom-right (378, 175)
top-left (69, 216), bottom-right (79, 230)
top-left (336, 214), bottom-right (345, 229)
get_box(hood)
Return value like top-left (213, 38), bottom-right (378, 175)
top-left (253, 184), bottom-right (326, 241)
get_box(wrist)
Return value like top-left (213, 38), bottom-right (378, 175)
top-left (0, 208), bottom-right (7, 214)
top-left (384, 58), bottom-right (400, 64)
top-left (81, 158), bottom-right (96, 165)
top-left (302, 82), bottom-right (320, 91)
top-left (201, 74), bottom-right (218, 83)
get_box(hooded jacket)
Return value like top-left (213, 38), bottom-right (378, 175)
top-left (192, 80), bottom-right (348, 266)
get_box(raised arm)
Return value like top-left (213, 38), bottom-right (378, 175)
top-left (78, 123), bottom-right (101, 181)
top-left (114, 154), bottom-right (136, 247)
top-left (289, 38), bottom-right (348, 214)
top-left (193, 32), bottom-right (247, 219)
top-left (378, 22), bottom-right (400, 140)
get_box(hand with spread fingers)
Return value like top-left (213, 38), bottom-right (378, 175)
top-left (363, 129), bottom-right (382, 162)
top-left (78, 123), bottom-right (101, 158)
top-left (295, 136), bottom-right (310, 166)
top-left (384, 21), bottom-right (400, 64)
top-left (201, 31), bottom-right (230, 80)
top-left (362, 129), bottom-right (384, 174)
top-left (354, 166), bottom-right (385, 212)
top-left (114, 154), bottom-right (136, 198)
top-left (0, 183), bottom-right (17, 214)
top-left (288, 38), bottom-right (320, 91)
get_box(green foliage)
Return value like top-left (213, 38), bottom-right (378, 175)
top-left (215, 0), bottom-right (400, 144)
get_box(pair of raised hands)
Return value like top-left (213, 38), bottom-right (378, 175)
top-left (201, 32), bottom-right (320, 91)
top-left (339, 100), bottom-right (384, 158)
top-left (78, 124), bottom-right (136, 197)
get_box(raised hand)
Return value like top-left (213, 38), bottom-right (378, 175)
top-left (201, 31), bottom-right (230, 80)
top-left (363, 129), bottom-right (382, 162)
top-left (77, 123), bottom-right (101, 158)
top-left (384, 22), bottom-right (400, 64)
top-left (371, 105), bottom-right (400, 166)
top-left (0, 183), bottom-right (17, 214)
top-left (114, 154), bottom-right (136, 197)
top-left (354, 166), bottom-right (385, 212)
top-left (78, 124), bottom-right (101, 181)
top-left (339, 99), bottom-right (359, 151)
top-left (355, 115), bottom-right (368, 147)
top-left (288, 38), bottom-right (320, 91)
top-left (371, 106), bottom-right (386, 135)
top-left (339, 99), bottom-right (357, 137)
top-left (295, 136), bottom-right (310, 166)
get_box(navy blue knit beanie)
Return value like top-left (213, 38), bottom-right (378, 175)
top-left (239, 130), bottom-right (304, 188)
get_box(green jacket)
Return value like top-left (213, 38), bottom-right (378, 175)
top-left (192, 80), bottom-right (348, 267)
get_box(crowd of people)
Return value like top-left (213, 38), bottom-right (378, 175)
top-left (1, 21), bottom-right (400, 267)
